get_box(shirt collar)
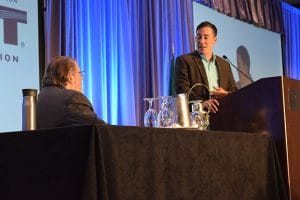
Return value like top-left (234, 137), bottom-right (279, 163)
top-left (198, 51), bottom-right (216, 63)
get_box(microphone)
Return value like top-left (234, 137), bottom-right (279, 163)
top-left (222, 55), bottom-right (253, 83)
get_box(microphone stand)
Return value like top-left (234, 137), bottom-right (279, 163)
top-left (223, 55), bottom-right (254, 83)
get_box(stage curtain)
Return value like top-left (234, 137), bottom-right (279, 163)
top-left (281, 2), bottom-right (300, 79)
top-left (44, 0), bottom-right (194, 126)
top-left (193, 0), bottom-right (283, 33)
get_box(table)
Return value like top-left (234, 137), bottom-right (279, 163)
top-left (0, 125), bottom-right (288, 200)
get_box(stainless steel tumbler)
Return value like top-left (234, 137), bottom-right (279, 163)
top-left (175, 93), bottom-right (190, 127)
top-left (22, 89), bottom-right (37, 131)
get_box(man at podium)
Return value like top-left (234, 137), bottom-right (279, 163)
top-left (175, 21), bottom-right (237, 113)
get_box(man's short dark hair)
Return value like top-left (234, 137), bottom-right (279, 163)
top-left (196, 21), bottom-right (217, 36)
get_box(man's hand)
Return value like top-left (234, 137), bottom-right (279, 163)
top-left (211, 87), bottom-right (229, 98)
top-left (203, 99), bottom-right (219, 113)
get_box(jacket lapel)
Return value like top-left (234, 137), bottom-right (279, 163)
top-left (191, 51), bottom-right (209, 88)
top-left (215, 56), bottom-right (223, 88)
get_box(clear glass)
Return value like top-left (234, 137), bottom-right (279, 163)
top-left (190, 102), bottom-right (210, 131)
top-left (143, 98), bottom-right (157, 127)
top-left (157, 96), bottom-right (174, 128)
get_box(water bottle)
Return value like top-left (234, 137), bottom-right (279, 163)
top-left (22, 89), bottom-right (37, 131)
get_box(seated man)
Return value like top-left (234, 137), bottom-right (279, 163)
top-left (37, 56), bottom-right (106, 129)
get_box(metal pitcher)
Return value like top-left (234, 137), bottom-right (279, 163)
top-left (188, 83), bottom-right (210, 130)
top-left (175, 93), bottom-right (190, 127)
top-left (174, 83), bottom-right (210, 128)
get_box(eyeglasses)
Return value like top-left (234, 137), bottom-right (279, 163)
top-left (78, 70), bottom-right (85, 77)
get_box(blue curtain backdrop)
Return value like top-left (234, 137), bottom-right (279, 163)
top-left (281, 2), bottom-right (300, 79)
top-left (44, 0), bottom-right (194, 126)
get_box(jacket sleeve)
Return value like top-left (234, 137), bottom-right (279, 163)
top-left (227, 69), bottom-right (238, 93)
top-left (65, 92), bottom-right (106, 126)
top-left (175, 55), bottom-right (190, 94)
top-left (217, 56), bottom-right (238, 93)
top-left (223, 61), bottom-right (238, 93)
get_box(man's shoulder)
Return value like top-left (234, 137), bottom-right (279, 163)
top-left (40, 86), bottom-right (87, 101)
top-left (66, 89), bottom-right (91, 104)
top-left (39, 86), bottom-right (65, 97)
top-left (215, 55), bottom-right (229, 66)
top-left (177, 50), bottom-right (198, 58)
top-left (65, 88), bottom-right (82, 96)
top-left (215, 54), bottom-right (224, 61)
top-left (44, 86), bottom-right (82, 97)
top-left (176, 51), bottom-right (199, 64)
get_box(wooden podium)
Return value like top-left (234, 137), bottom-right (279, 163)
top-left (210, 76), bottom-right (300, 200)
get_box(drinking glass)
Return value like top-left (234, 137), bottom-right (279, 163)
top-left (190, 101), bottom-right (210, 130)
top-left (143, 98), bottom-right (158, 127)
top-left (157, 96), bottom-right (174, 127)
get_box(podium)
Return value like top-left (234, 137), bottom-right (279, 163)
top-left (210, 76), bottom-right (300, 200)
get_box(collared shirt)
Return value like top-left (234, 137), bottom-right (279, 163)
top-left (199, 53), bottom-right (219, 91)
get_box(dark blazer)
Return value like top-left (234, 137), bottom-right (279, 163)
top-left (37, 86), bottom-right (106, 129)
top-left (175, 50), bottom-right (237, 100)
